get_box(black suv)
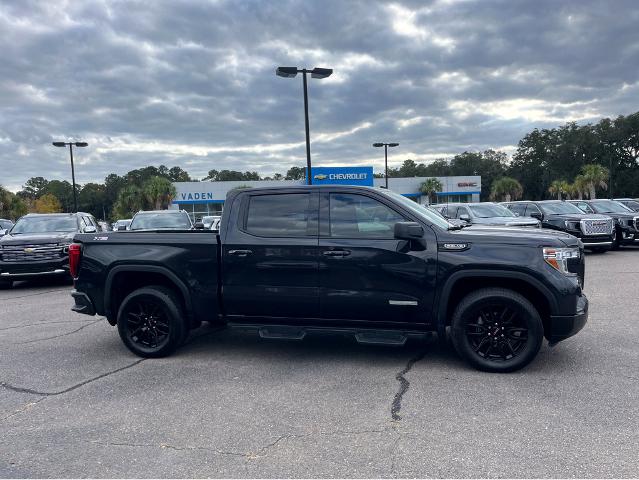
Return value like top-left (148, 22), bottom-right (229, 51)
top-left (503, 200), bottom-right (614, 252)
top-left (0, 212), bottom-right (99, 287)
top-left (614, 198), bottom-right (639, 212)
top-left (568, 199), bottom-right (639, 248)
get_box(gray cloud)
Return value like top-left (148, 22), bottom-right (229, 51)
top-left (1, 0), bottom-right (638, 190)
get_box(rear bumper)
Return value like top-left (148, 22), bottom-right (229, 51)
top-left (71, 290), bottom-right (96, 316)
top-left (547, 294), bottom-right (588, 344)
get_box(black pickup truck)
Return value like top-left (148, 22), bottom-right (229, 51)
top-left (70, 186), bottom-right (588, 372)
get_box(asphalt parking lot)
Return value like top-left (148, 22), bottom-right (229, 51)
top-left (1, 249), bottom-right (638, 478)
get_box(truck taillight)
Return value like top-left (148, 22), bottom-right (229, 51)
top-left (69, 243), bottom-right (82, 279)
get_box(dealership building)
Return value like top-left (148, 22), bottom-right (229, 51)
top-left (171, 166), bottom-right (481, 219)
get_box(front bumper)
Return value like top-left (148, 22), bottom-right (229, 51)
top-left (547, 294), bottom-right (588, 344)
top-left (0, 258), bottom-right (69, 280)
top-left (71, 290), bottom-right (96, 316)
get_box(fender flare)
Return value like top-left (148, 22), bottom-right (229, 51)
top-left (104, 264), bottom-right (193, 320)
top-left (435, 269), bottom-right (559, 337)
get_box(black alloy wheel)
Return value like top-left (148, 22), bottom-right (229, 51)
top-left (451, 288), bottom-right (543, 372)
top-left (117, 286), bottom-right (187, 357)
top-left (464, 304), bottom-right (528, 361)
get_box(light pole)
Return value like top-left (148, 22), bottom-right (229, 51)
top-left (276, 66), bottom-right (333, 185)
top-left (52, 141), bottom-right (88, 212)
top-left (373, 142), bottom-right (399, 188)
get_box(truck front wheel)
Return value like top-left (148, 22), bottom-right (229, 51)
top-left (451, 288), bottom-right (543, 372)
top-left (117, 286), bottom-right (187, 358)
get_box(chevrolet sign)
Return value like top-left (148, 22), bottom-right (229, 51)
top-left (309, 166), bottom-right (374, 186)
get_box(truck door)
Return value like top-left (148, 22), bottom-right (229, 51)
top-left (318, 190), bottom-right (437, 326)
top-left (222, 190), bottom-right (320, 319)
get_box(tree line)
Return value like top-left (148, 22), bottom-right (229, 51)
top-left (1, 111), bottom-right (637, 221)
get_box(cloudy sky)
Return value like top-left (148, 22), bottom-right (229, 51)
top-left (1, 0), bottom-right (638, 191)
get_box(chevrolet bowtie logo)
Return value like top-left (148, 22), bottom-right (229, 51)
top-left (314, 174), bottom-right (328, 180)
top-left (24, 248), bottom-right (36, 253)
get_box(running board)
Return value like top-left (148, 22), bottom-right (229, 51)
top-left (228, 323), bottom-right (428, 346)
top-left (354, 331), bottom-right (408, 346)
top-left (258, 326), bottom-right (306, 341)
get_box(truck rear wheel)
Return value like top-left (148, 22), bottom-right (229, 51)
top-left (117, 286), bottom-right (187, 358)
top-left (451, 288), bottom-right (543, 372)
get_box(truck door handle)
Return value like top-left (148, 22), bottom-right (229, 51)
top-left (228, 249), bottom-right (253, 256)
top-left (322, 249), bottom-right (351, 257)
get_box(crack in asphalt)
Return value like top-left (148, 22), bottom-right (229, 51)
top-left (13, 319), bottom-right (103, 345)
top-left (0, 359), bottom-right (146, 396)
top-left (391, 349), bottom-right (428, 421)
top-left (91, 428), bottom-right (392, 459)
top-left (0, 319), bottom-right (94, 332)
top-left (0, 397), bottom-right (46, 422)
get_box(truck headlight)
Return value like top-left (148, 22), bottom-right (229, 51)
top-left (543, 247), bottom-right (579, 275)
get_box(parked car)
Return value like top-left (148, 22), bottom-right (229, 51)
top-left (0, 212), bottom-right (98, 288)
top-left (424, 206), bottom-right (468, 228)
top-left (567, 199), bottom-right (639, 248)
top-left (112, 219), bottom-right (132, 231)
top-left (98, 221), bottom-right (112, 232)
top-left (129, 210), bottom-right (193, 231)
top-left (70, 185), bottom-right (588, 372)
top-left (614, 198), bottom-right (639, 212)
top-left (0, 218), bottom-right (14, 236)
top-left (436, 202), bottom-right (540, 228)
top-left (202, 215), bottom-right (222, 230)
top-left (502, 200), bottom-right (614, 252)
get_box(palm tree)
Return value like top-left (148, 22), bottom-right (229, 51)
top-left (490, 177), bottom-right (523, 202)
top-left (419, 178), bottom-right (443, 205)
top-left (113, 185), bottom-right (145, 219)
top-left (548, 180), bottom-right (571, 200)
top-left (580, 164), bottom-right (609, 199)
top-left (571, 175), bottom-right (588, 200)
top-left (143, 176), bottom-right (177, 210)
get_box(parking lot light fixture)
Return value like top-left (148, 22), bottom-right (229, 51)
top-left (52, 140), bottom-right (89, 212)
top-left (276, 66), bottom-right (333, 185)
top-left (373, 142), bottom-right (399, 188)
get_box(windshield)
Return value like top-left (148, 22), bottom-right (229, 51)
top-left (130, 212), bottom-right (192, 230)
top-left (10, 216), bottom-right (77, 234)
top-left (378, 189), bottom-right (452, 229)
top-left (468, 204), bottom-right (515, 218)
top-left (622, 200), bottom-right (639, 210)
top-left (589, 200), bottom-right (633, 214)
top-left (539, 202), bottom-right (585, 215)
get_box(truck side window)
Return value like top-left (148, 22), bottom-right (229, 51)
top-left (329, 193), bottom-right (405, 238)
top-left (245, 193), bottom-right (312, 237)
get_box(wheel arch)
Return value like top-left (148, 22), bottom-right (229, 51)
top-left (104, 265), bottom-right (193, 326)
top-left (436, 270), bottom-right (558, 337)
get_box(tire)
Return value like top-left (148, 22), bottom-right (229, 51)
top-left (0, 279), bottom-right (12, 289)
top-left (117, 286), bottom-right (187, 358)
top-left (451, 288), bottom-right (544, 373)
top-left (588, 247), bottom-right (608, 254)
top-left (612, 228), bottom-right (621, 250)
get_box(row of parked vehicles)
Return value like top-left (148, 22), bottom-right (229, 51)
top-left (432, 198), bottom-right (639, 252)
top-left (1, 188), bottom-right (636, 372)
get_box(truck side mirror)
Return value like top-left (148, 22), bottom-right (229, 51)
top-left (83, 225), bottom-right (97, 234)
top-left (530, 212), bottom-right (543, 220)
top-left (0, 229), bottom-right (6, 236)
top-left (117, 225), bottom-right (127, 231)
top-left (394, 222), bottom-right (424, 240)
top-left (194, 222), bottom-right (205, 230)
top-left (459, 214), bottom-right (471, 222)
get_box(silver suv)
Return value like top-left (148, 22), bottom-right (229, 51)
top-left (435, 202), bottom-right (540, 227)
